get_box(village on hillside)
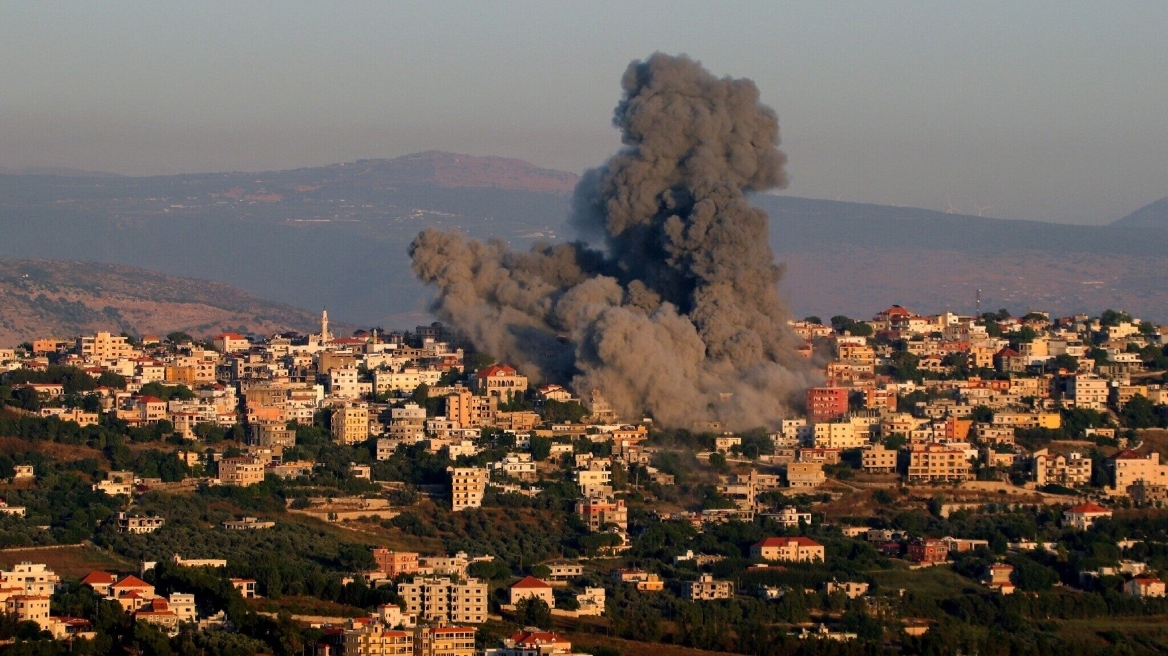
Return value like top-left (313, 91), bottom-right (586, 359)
top-left (2, 305), bottom-right (1168, 655)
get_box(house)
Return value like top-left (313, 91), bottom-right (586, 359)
top-left (687, 574), bottom-right (733, 601)
top-left (614, 570), bottom-right (665, 591)
top-left (906, 538), bottom-right (949, 564)
top-left (118, 512), bottom-right (164, 534)
top-left (1064, 503), bottom-right (1112, 530)
top-left (474, 364), bottom-right (528, 402)
top-left (751, 537), bottom-right (825, 563)
top-left (80, 571), bottom-right (118, 597)
top-left (767, 506), bottom-right (812, 528)
top-left (786, 462), bottom-right (825, 488)
top-left (133, 597), bottom-right (180, 630)
top-left (493, 630), bottom-right (575, 655)
top-left (824, 581), bottom-right (870, 599)
top-left (982, 564), bottom-right (1015, 594)
top-left (230, 578), bottom-right (257, 599)
top-left (509, 576), bottom-right (554, 608)
top-left (110, 576), bottom-right (156, 611)
top-left (1124, 576), bottom-right (1166, 598)
top-left (372, 549), bottom-right (421, 578)
top-left (575, 496), bottom-right (628, 532)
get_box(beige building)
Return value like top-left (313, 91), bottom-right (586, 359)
top-left (786, 462), bottom-right (825, 488)
top-left (78, 332), bottom-right (134, 361)
top-left (444, 389), bottom-right (497, 428)
top-left (331, 405), bottom-right (370, 445)
top-left (575, 496), bottom-right (628, 532)
top-left (907, 444), bottom-right (972, 482)
top-left (813, 422), bottom-right (867, 449)
top-left (862, 445), bottom-right (898, 473)
top-left (415, 626), bottom-right (477, 656)
top-left (344, 628), bottom-right (412, 656)
top-left (750, 537), bottom-right (825, 562)
top-left (219, 457), bottom-right (265, 487)
top-left (509, 576), bottom-right (554, 608)
top-left (397, 577), bottom-right (488, 624)
top-left (1067, 374), bottom-right (1109, 410)
top-left (1110, 450), bottom-right (1168, 493)
top-left (1033, 450), bottom-right (1092, 487)
top-left (450, 467), bottom-right (488, 511)
top-left (687, 574), bottom-right (733, 601)
top-left (474, 364), bottom-right (528, 401)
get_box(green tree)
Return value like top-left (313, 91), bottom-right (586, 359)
top-left (515, 597), bottom-right (552, 629)
top-left (530, 436), bottom-right (552, 461)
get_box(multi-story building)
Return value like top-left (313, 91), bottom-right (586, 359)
top-left (750, 537), bottom-right (825, 562)
top-left (344, 627), bottom-right (413, 656)
top-left (444, 389), bottom-right (497, 428)
top-left (687, 574), bottom-right (733, 601)
top-left (327, 367), bottom-right (371, 399)
top-left (331, 405), bottom-right (370, 445)
top-left (117, 513), bottom-right (165, 534)
top-left (862, 445), bottom-right (898, 473)
top-left (77, 332), bottom-right (134, 361)
top-left (474, 364), bottom-right (528, 402)
top-left (0, 563), bottom-right (59, 596)
top-left (1064, 502), bottom-right (1112, 530)
top-left (575, 496), bottom-right (628, 532)
top-left (450, 467), bottom-right (488, 511)
top-left (397, 577), bottom-right (489, 624)
top-left (907, 444), bottom-right (972, 483)
top-left (786, 462), bottom-right (825, 488)
top-left (250, 422), bottom-right (296, 448)
top-left (372, 549), bottom-right (420, 578)
top-left (812, 422), bottom-right (866, 449)
top-left (1066, 374), bottom-right (1109, 410)
top-left (415, 626), bottom-right (477, 656)
top-left (806, 387), bottom-right (849, 423)
top-left (906, 538), bottom-right (949, 564)
top-left (1109, 450), bottom-right (1168, 493)
top-left (218, 456), bottom-right (265, 487)
top-left (1033, 450), bottom-right (1092, 487)
top-left (509, 576), bottom-right (554, 609)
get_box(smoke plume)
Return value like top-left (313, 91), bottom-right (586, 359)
top-left (410, 53), bottom-right (814, 429)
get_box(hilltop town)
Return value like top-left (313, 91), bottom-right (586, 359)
top-left (2, 305), bottom-right (1168, 655)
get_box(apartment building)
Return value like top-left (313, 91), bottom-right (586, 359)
top-left (445, 389), bottom-right (498, 430)
top-left (862, 445), bottom-right (898, 473)
top-left (77, 332), bottom-right (134, 361)
top-left (344, 628), bottom-right (412, 656)
top-left (687, 574), bottom-right (733, 601)
top-left (450, 467), bottom-right (488, 511)
top-left (1067, 374), bottom-right (1109, 410)
top-left (331, 405), bottom-right (370, 445)
top-left (218, 457), bottom-right (266, 487)
top-left (907, 444), bottom-right (972, 483)
top-left (397, 577), bottom-right (488, 624)
top-left (806, 387), bottom-right (849, 423)
top-left (1109, 450), bottom-right (1168, 493)
top-left (415, 626), bottom-right (477, 656)
top-left (1033, 450), bottom-right (1092, 487)
top-left (786, 462), bottom-right (825, 488)
top-left (575, 496), bottom-right (628, 532)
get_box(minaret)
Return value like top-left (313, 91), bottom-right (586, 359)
top-left (321, 309), bottom-right (331, 343)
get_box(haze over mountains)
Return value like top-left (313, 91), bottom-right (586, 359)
top-left (1, 151), bottom-right (1166, 331)
top-left (0, 260), bottom-right (329, 345)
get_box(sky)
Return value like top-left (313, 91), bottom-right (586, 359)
top-left (2, 2), bottom-right (1166, 225)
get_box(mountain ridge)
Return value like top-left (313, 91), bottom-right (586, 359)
top-left (1111, 196), bottom-right (1168, 228)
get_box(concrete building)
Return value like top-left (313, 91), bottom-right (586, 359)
top-left (786, 462), bottom-right (825, 488)
top-left (397, 577), bottom-right (488, 624)
top-left (372, 549), bottom-right (420, 578)
top-left (687, 574), bottom-right (733, 601)
top-left (509, 576), bottom-right (554, 608)
top-left (474, 364), bottom-right (528, 402)
top-left (450, 467), bottom-right (488, 511)
top-left (806, 387), bottom-right (849, 423)
top-left (750, 537), bottom-right (825, 562)
top-left (1033, 450), bottom-right (1092, 487)
top-left (862, 445), bottom-right (898, 474)
top-left (907, 444), bottom-right (972, 483)
top-left (1064, 503), bottom-right (1112, 530)
top-left (443, 389), bottom-right (497, 429)
top-left (1067, 374), bottom-right (1109, 410)
top-left (575, 496), bottom-right (628, 532)
top-left (1109, 450), bottom-right (1168, 494)
top-left (78, 332), bottom-right (134, 361)
top-left (218, 457), bottom-right (265, 487)
top-left (331, 405), bottom-right (370, 445)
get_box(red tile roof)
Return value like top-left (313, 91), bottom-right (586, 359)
top-left (476, 364), bottom-right (517, 379)
top-left (1067, 503), bottom-right (1110, 514)
top-left (112, 575), bottom-right (152, 589)
top-left (81, 571), bottom-right (116, 585)
top-left (511, 575), bottom-right (551, 589)
top-left (754, 537), bottom-right (823, 548)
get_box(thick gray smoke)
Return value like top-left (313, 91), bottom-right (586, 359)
top-left (410, 53), bottom-right (814, 429)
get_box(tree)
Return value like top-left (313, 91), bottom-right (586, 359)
top-left (803, 316), bottom-right (822, 324)
top-left (167, 331), bottom-right (194, 344)
top-left (516, 597), bottom-right (553, 628)
top-left (530, 436), bottom-right (552, 461)
top-left (1052, 353), bottom-right (1079, 372)
top-left (1121, 395), bottom-right (1160, 429)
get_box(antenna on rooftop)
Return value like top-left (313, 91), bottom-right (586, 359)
top-left (976, 289), bottom-right (981, 317)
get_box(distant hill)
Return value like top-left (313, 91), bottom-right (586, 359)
top-left (0, 167), bottom-right (123, 178)
top-left (0, 260), bottom-right (332, 345)
top-left (1111, 196), bottom-right (1168, 228)
top-left (0, 152), bottom-right (1166, 324)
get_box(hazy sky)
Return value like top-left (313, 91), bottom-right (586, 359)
top-left (3, 2), bottom-right (1166, 224)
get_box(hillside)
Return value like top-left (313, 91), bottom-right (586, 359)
top-left (1111, 196), bottom-right (1168, 228)
top-left (0, 260), bottom-right (330, 345)
top-left (1, 152), bottom-right (1167, 324)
